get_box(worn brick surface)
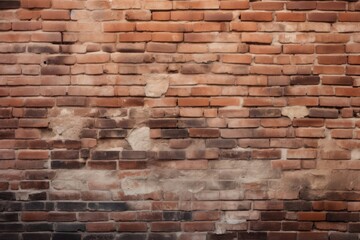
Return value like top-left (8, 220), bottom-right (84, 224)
top-left (0, 0), bottom-right (359, 238)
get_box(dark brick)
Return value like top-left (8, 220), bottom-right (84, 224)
top-left (163, 211), bottom-right (192, 221)
top-left (0, 202), bottom-right (21, 211)
top-left (57, 202), bottom-right (87, 211)
top-left (148, 233), bottom-right (176, 240)
top-left (268, 232), bottom-right (297, 240)
top-left (220, 150), bottom-right (251, 160)
top-left (327, 212), bottom-right (359, 222)
top-left (81, 149), bottom-right (90, 159)
top-left (284, 201), bottom-right (312, 211)
top-left (80, 129), bottom-right (97, 138)
top-left (51, 150), bottom-right (79, 160)
top-left (161, 129), bottom-right (189, 138)
top-left (0, 1), bottom-right (20, 9)
top-left (0, 213), bottom-right (18, 222)
top-left (84, 234), bottom-right (115, 240)
top-left (309, 108), bottom-right (339, 118)
top-left (290, 76), bottom-right (320, 85)
top-left (28, 45), bottom-right (60, 54)
top-left (88, 202), bottom-right (128, 211)
top-left (25, 223), bottom-right (53, 232)
top-left (55, 223), bottom-right (86, 232)
top-left (0, 223), bottom-right (24, 232)
top-left (298, 232), bottom-right (328, 240)
top-left (178, 119), bottom-right (206, 128)
top-left (330, 233), bottom-right (358, 240)
top-left (261, 211), bottom-right (286, 221)
top-left (23, 233), bottom-right (51, 240)
top-left (53, 233), bottom-right (81, 240)
top-left (250, 221), bottom-right (281, 231)
top-left (0, 192), bottom-right (15, 200)
top-left (207, 233), bottom-right (237, 240)
top-left (29, 191), bottom-right (47, 200)
top-left (158, 151), bottom-right (186, 160)
top-left (92, 151), bottom-right (119, 160)
top-left (206, 139), bottom-right (237, 149)
top-left (238, 232), bottom-right (267, 240)
top-left (149, 119), bottom-right (177, 128)
top-left (249, 108), bottom-right (281, 118)
top-left (0, 130), bottom-right (15, 139)
top-left (51, 161), bottom-right (85, 169)
top-left (24, 108), bottom-right (47, 118)
top-left (282, 221), bottom-right (313, 231)
top-left (121, 151), bottom-right (147, 159)
top-left (0, 108), bottom-right (12, 118)
top-left (24, 202), bottom-right (54, 211)
top-left (117, 234), bottom-right (147, 240)
top-left (0, 234), bottom-right (19, 240)
top-left (95, 119), bottom-right (117, 129)
top-left (99, 129), bottom-right (127, 139)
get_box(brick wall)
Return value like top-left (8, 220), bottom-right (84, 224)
top-left (0, 0), bottom-right (360, 239)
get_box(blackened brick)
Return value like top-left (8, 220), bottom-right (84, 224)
top-left (99, 130), bottom-right (127, 139)
top-left (52, 233), bottom-right (81, 240)
top-left (161, 129), bottom-right (189, 138)
top-left (0, 234), bottom-right (19, 240)
top-left (0, 223), bottom-right (24, 232)
top-left (29, 191), bottom-right (47, 200)
top-left (330, 233), bottom-right (358, 240)
top-left (84, 234), bottom-right (115, 240)
top-left (158, 151), bottom-right (186, 160)
top-left (148, 233), bottom-right (176, 240)
top-left (117, 234), bottom-right (147, 240)
top-left (0, 213), bottom-right (18, 222)
top-left (163, 211), bottom-right (192, 221)
top-left (0, 202), bottom-right (21, 211)
top-left (23, 233), bottom-right (51, 240)
top-left (261, 211), bottom-right (286, 221)
top-left (24, 202), bottom-right (54, 211)
top-left (88, 202), bottom-right (128, 211)
top-left (55, 223), bottom-right (86, 232)
top-left (0, 192), bottom-right (15, 200)
top-left (92, 151), bottom-right (119, 160)
top-left (250, 108), bottom-right (281, 118)
top-left (290, 76), bottom-right (320, 85)
top-left (121, 151), bottom-right (147, 159)
top-left (51, 161), bottom-right (85, 169)
top-left (327, 212), bottom-right (359, 222)
top-left (250, 221), bottom-right (281, 231)
top-left (25, 223), bottom-right (53, 232)
top-left (238, 232), bottom-right (267, 240)
top-left (0, 1), bottom-right (20, 9)
top-left (57, 202), bottom-right (87, 211)
top-left (284, 201), bottom-right (312, 211)
top-left (51, 150), bottom-right (79, 160)
top-left (207, 233), bottom-right (237, 240)
top-left (149, 119), bottom-right (177, 128)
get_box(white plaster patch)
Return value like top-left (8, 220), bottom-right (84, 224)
top-left (282, 106), bottom-right (309, 120)
top-left (127, 127), bottom-right (151, 151)
top-left (144, 74), bottom-right (169, 97)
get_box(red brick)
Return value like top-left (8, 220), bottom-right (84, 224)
top-left (241, 12), bottom-right (273, 21)
top-left (220, 1), bottom-right (249, 10)
top-left (339, 13), bottom-right (360, 22)
top-left (41, 10), bottom-right (70, 20)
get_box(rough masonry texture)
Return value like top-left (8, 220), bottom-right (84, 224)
top-left (0, 0), bottom-right (360, 239)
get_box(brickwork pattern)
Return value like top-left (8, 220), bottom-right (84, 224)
top-left (0, 0), bottom-right (360, 239)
